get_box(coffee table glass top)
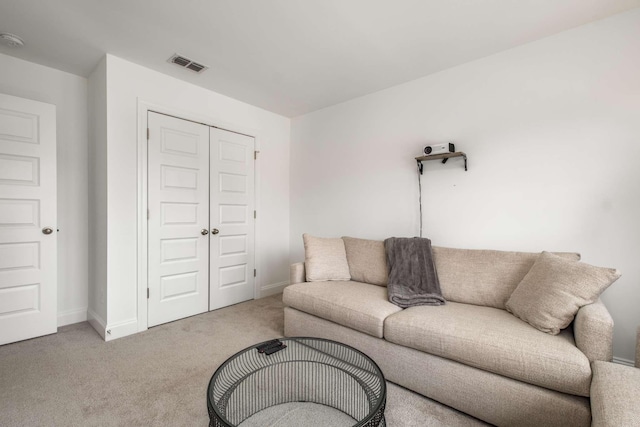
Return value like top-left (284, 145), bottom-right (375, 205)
top-left (207, 337), bottom-right (386, 427)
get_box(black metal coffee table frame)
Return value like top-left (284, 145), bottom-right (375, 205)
top-left (207, 337), bottom-right (386, 427)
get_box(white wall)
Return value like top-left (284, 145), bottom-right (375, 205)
top-left (96, 55), bottom-right (290, 337)
top-left (0, 53), bottom-right (89, 327)
top-left (87, 57), bottom-right (108, 328)
top-left (290, 9), bottom-right (640, 362)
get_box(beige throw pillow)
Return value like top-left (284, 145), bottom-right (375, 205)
top-left (342, 237), bottom-right (389, 286)
top-left (506, 251), bottom-right (620, 335)
top-left (303, 234), bottom-right (351, 282)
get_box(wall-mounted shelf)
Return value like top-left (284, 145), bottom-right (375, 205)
top-left (416, 152), bottom-right (467, 174)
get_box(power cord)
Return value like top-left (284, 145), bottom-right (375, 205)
top-left (417, 161), bottom-right (423, 237)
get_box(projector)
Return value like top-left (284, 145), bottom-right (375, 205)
top-left (423, 143), bottom-right (455, 156)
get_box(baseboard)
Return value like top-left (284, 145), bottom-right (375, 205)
top-left (612, 356), bottom-right (635, 367)
top-left (104, 318), bottom-right (139, 342)
top-left (87, 309), bottom-right (139, 342)
top-left (260, 281), bottom-right (289, 298)
top-left (87, 308), bottom-right (107, 340)
top-left (57, 307), bottom-right (88, 327)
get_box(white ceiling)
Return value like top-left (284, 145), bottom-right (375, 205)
top-left (1, 0), bottom-right (639, 117)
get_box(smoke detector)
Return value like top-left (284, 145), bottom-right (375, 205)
top-left (0, 33), bottom-right (25, 48)
top-left (167, 53), bottom-right (208, 74)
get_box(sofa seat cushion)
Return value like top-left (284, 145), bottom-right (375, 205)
top-left (283, 281), bottom-right (402, 338)
top-left (384, 302), bottom-right (591, 396)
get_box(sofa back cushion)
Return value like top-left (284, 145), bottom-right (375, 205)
top-left (433, 247), bottom-right (581, 309)
top-left (342, 237), bottom-right (389, 286)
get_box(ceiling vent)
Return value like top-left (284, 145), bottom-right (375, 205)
top-left (168, 54), bottom-right (208, 74)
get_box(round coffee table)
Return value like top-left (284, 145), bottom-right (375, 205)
top-left (207, 337), bottom-right (386, 427)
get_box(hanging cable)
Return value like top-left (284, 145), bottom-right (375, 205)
top-left (417, 161), bottom-right (423, 237)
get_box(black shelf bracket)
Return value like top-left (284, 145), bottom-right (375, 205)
top-left (416, 152), bottom-right (467, 175)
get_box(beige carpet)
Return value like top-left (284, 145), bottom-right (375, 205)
top-left (0, 294), bottom-right (487, 426)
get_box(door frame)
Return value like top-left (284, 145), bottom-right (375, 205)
top-left (136, 100), bottom-right (262, 333)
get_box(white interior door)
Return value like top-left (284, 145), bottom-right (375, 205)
top-left (147, 112), bottom-right (210, 327)
top-left (209, 128), bottom-right (255, 310)
top-left (0, 93), bottom-right (57, 345)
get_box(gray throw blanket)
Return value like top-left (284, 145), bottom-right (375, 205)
top-left (384, 237), bottom-right (445, 308)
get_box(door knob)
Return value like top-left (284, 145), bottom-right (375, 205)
top-left (201, 229), bottom-right (209, 235)
top-left (211, 228), bottom-right (220, 235)
top-left (42, 227), bottom-right (53, 235)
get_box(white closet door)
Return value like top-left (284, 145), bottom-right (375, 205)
top-left (0, 93), bottom-right (57, 345)
top-left (147, 112), bottom-right (210, 327)
top-left (209, 128), bottom-right (255, 310)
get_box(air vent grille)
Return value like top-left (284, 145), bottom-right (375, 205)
top-left (186, 62), bottom-right (206, 73)
top-left (168, 54), bottom-right (208, 74)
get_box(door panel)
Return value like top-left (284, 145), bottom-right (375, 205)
top-left (147, 112), bottom-right (210, 327)
top-left (0, 93), bottom-right (57, 346)
top-left (209, 128), bottom-right (255, 310)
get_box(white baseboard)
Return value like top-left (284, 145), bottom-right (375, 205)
top-left (88, 309), bottom-right (139, 342)
top-left (260, 281), bottom-right (289, 298)
top-left (87, 308), bottom-right (107, 340)
top-left (57, 307), bottom-right (88, 327)
top-left (613, 356), bottom-right (635, 367)
top-left (104, 318), bottom-right (139, 342)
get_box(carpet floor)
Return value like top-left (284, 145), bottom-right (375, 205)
top-left (0, 294), bottom-right (488, 426)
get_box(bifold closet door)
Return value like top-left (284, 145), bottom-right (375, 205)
top-left (209, 128), bottom-right (255, 310)
top-left (0, 93), bottom-right (57, 345)
top-left (147, 112), bottom-right (210, 327)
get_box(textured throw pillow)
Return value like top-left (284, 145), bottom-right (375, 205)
top-left (342, 237), bottom-right (389, 286)
top-left (506, 251), bottom-right (620, 335)
top-left (303, 234), bottom-right (351, 282)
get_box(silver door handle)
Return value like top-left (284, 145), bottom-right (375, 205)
top-left (211, 228), bottom-right (220, 235)
top-left (201, 229), bottom-right (209, 235)
top-left (42, 227), bottom-right (53, 235)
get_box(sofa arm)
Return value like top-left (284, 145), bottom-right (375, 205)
top-left (591, 361), bottom-right (640, 427)
top-left (574, 299), bottom-right (614, 362)
top-left (290, 262), bottom-right (306, 285)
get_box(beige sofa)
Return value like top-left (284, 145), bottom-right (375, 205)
top-left (283, 240), bottom-right (615, 426)
top-left (590, 327), bottom-right (640, 426)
